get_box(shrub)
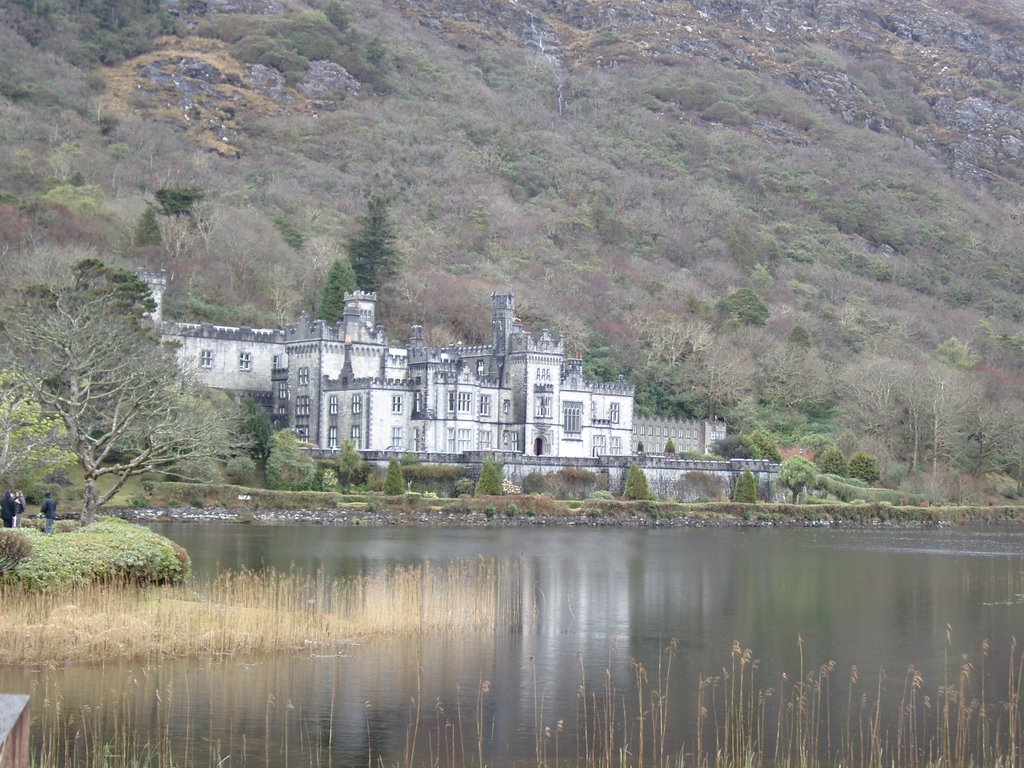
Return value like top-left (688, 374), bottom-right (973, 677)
top-left (521, 467), bottom-right (605, 499)
top-left (817, 446), bottom-right (848, 477)
top-left (475, 458), bottom-right (502, 496)
top-left (225, 455), bottom-right (257, 486)
top-left (403, 465), bottom-right (468, 496)
top-left (10, 519), bottom-right (190, 590)
top-left (849, 452), bottom-right (881, 484)
top-left (591, 490), bottom-right (614, 500)
top-left (453, 478), bottom-right (475, 497)
top-left (624, 463), bottom-right (654, 501)
top-left (266, 431), bottom-right (316, 490)
top-left (664, 438), bottom-right (676, 454)
top-left (382, 459), bottom-right (405, 495)
top-left (0, 530), bottom-right (33, 574)
top-left (733, 468), bottom-right (758, 503)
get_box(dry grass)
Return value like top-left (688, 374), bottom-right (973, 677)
top-left (0, 558), bottom-right (522, 665)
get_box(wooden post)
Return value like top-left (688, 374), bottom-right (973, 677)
top-left (0, 696), bottom-right (29, 768)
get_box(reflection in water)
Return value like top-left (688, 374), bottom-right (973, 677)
top-left (2, 524), bottom-right (1022, 766)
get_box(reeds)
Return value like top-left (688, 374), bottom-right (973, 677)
top-left (0, 558), bottom-right (523, 665)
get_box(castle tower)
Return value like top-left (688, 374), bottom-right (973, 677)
top-left (491, 292), bottom-right (515, 358)
top-left (138, 268), bottom-right (167, 322)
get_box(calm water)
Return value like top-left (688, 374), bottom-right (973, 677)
top-left (4, 522), bottom-right (1023, 766)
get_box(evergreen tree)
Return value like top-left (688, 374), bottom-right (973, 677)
top-left (154, 186), bottom-right (204, 218)
top-left (733, 468), bottom-right (758, 503)
top-left (748, 430), bottom-right (782, 462)
top-left (238, 398), bottom-right (273, 460)
top-left (848, 452), bottom-right (881, 484)
top-left (318, 258), bottom-right (357, 323)
top-left (383, 458), bottom-right (405, 495)
top-left (475, 457), bottom-right (502, 496)
top-left (623, 463), bottom-right (653, 500)
top-left (664, 437), bottom-right (676, 454)
top-left (817, 446), bottom-right (849, 477)
top-left (132, 204), bottom-right (162, 247)
top-left (347, 192), bottom-right (399, 292)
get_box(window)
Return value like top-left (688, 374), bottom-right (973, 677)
top-left (479, 395), bottom-right (491, 417)
top-left (503, 399), bottom-right (511, 414)
top-left (448, 391), bottom-right (456, 412)
top-left (458, 392), bottom-right (472, 413)
top-left (278, 382), bottom-right (288, 399)
top-left (610, 436), bottom-right (622, 455)
top-left (200, 349), bottom-right (213, 368)
top-left (391, 426), bottom-right (404, 450)
top-left (239, 351), bottom-right (252, 371)
top-left (458, 428), bottom-right (472, 452)
top-left (507, 431), bottom-right (519, 452)
top-left (392, 395), bottom-right (403, 414)
top-left (476, 360), bottom-right (485, 376)
top-left (328, 426), bottom-right (338, 450)
top-left (296, 396), bottom-right (310, 416)
top-left (329, 395), bottom-right (338, 415)
top-left (479, 430), bottom-right (492, 449)
top-left (272, 354), bottom-right (281, 369)
top-left (447, 428), bottom-right (456, 453)
top-left (296, 425), bottom-right (308, 441)
top-left (414, 391), bottom-right (423, 414)
top-left (535, 395), bottom-right (552, 418)
top-left (563, 402), bottom-right (582, 433)
top-left (610, 403), bottom-right (620, 423)
top-left (592, 435), bottom-right (606, 457)
top-left (412, 427), bottom-right (421, 452)
top-left (351, 425), bottom-right (361, 445)
top-left (298, 367), bottom-right (310, 385)
top-left (351, 394), bottom-right (362, 414)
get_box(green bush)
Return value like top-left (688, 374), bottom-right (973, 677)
top-left (403, 464), bottom-right (468, 496)
top-left (225, 455), bottom-right (257, 486)
top-left (383, 459), bottom-right (405, 495)
top-left (10, 519), bottom-right (190, 590)
top-left (733, 468), bottom-right (758, 503)
top-left (475, 458), bottom-right (502, 496)
top-left (0, 530), bottom-right (33, 574)
top-left (624, 463), bottom-right (654, 500)
top-left (521, 467), bottom-right (606, 499)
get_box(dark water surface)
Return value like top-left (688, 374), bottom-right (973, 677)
top-left (4, 522), bottom-right (1022, 766)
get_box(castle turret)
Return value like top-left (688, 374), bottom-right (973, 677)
top-left (491, 292), bottom-right (515, 358)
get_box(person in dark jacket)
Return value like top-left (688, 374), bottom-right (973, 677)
top-left (0, 490), bottom-right (15, 528)
top-left (41, 491), bottom-right (57, 534)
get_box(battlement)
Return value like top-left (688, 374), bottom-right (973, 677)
top-left (575, 379), bottom-right (635, 395)
top-left (171, 322), bottom-right (287, 343)
top-left (508, 329), bottom-right (564, 354)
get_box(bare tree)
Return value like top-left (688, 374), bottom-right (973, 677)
top-left (2, 259), bottom-right (233, 524)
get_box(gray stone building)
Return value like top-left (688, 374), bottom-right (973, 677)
top-left (632, 415), bottom-right (727, 456)
top-left (168, 291), bottom-right (637, 457)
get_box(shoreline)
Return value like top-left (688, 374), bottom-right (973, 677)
top-left (109, 505), bottom-right (960, 529)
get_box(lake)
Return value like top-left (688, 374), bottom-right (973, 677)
top-left (4, 522), bottom-right (1022, 767)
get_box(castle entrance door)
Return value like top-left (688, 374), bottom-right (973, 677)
top-left (534, 437), bottom-right (544, 456)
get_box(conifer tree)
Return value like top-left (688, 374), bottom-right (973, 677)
top-left (132, 204), bottom-right (162, 248)
top-left (848, 452), bottom-right (881, 484)
top-left (475, 457), bottom-right (502, 496)
top-left (347, 192), bottom-right (399, 292)
top-left (817, 446), bottom-right (849, 477)
top-left (733, 468), bottom-right (758, 503)
top-left (623, 463), bottom-right (653, 500)
top-left (383, 458), bottom-right (404, 495)
top-left (318, 258), bottom-right (357, 323)
top-left (664, 437), bottom-right (676, 454)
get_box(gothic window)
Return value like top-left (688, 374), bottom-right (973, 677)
top-left (299, 367), bottom-right (310, 385)
top-left (448, 391), bottom-right (456, 411)
top-left (610, 436), bottom-right (622, 455)
top-left (458, 392), bottom-right (472, 413)
top-left (503, 399), bottom-right (510, 414)
top-left (592, 435), bottom-right (606, 457)
top-left (200, 349), bottom-right (213, 369)
top-left (476, 360), bottom-right (485, 376)
top-left (479, 395), bottom-right (491, 417)
top-left (535, 395), bottom-right (552, 418)
top-left (392, 395), bottom-right (403, 414)
top-left (479, 430), bottom-right (492, 449)
top-left (329, 395), bottom-right (338, 415)
top-left (563, 402), bottom-right (582, 433)
top-left (610, 403), bottom-right (620, 423)
top-left (296, 396), bottom-right (310, 416)
top-left (391, 426), bottom-right (404, 449)
top-left (278, 382), bottom-right (288, 399)
top-left (351, 425), bottom-right (361, 445)
top-left (352, 394), bottom-right (362, 414)
top-left (296, 425), bottom-right (309, 442)
top-left (239, 351), bottom-right (252, 371)
top-left (414, 391), bottom-right (423, 414)
top-left (447, 428), bottom-right (456, 453)
top-left (458, 428), bottom-right (472, 452)
top-left (328, 426), bottom-right (338, 450)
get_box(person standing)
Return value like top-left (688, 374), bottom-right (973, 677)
top-left (13, 490), bottom-right (25, 527)
top-left (40, 491), bottom-right (57, 534)
top-left (0, 490), bottom-right (14, 528)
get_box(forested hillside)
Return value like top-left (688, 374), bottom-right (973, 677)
top-left (2, 0), bottom-right (1024, 500)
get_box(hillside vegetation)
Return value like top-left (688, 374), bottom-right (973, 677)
top-left (2, 0), bottom-right (1024, 501)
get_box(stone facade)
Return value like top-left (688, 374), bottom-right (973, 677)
top-left (632, 415), bottom-right (727, 456)
top-left (167, 291), bottom-right (636, 457)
